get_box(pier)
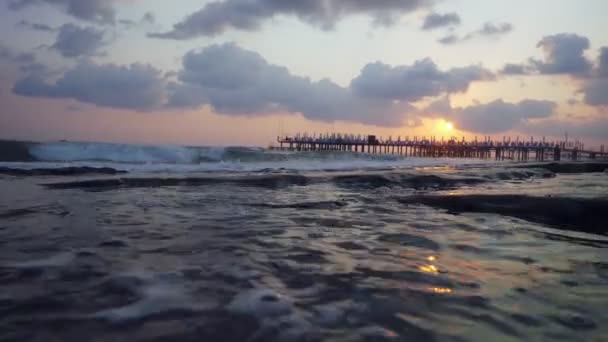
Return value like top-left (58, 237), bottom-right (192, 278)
top-left (277, 134), bottom-right (608, 162)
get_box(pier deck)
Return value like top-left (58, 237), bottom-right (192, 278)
top-left (276, 134), bottom-right (607, 162)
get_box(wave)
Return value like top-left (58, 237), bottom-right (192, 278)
top-left (3, 140), bottom-right (417, 164)
top-left (26, 141), bottom-right (445, 164)
top-left (28, 141), bottom-right (225, 164)
top-left (0, 140), bottom-right (484, 172)
top-left (4, 140), bottom-right (605, 174)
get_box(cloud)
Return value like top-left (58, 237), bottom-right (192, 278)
top-left (149, 0), bottom-right (432, 39)
top-left (577, 46), bottom-right (608, 107)
top-left (0, 45), bottom-right (47, 76)
top-left (119, 11), bottom-right (156, 29)
top-left (438, 21), bottom-right (512, 45)
top-left (521, 117), bottom-right (608, 141)
top-left (598, 47), bottom-right (608, 78)
top-left (167, 43), bottom-right (413, 126)
top-left (424, 97), bottom-right (556, 133)
top-left (438, 34), bottom-right (458, 45)
top-left (421, 12), bottom-right (460, 30)
top-left (350, 59), bottom-right (494, 101)
top-left (501, 33), bottom-right (596, 79)
top-left (52, 23), bottom-right (105, 58)
top-left (477, 22), bottom-right (513, 36)
top-left (166, 43), bottom-right (496, 126)
top-left (0, 45), bottom-right (35, 65)
top-left (531, 33), bottom-right (592, 75)
top-left (12, 43), bottom-right (497, 127)
top-left (500, 63), bottom-right (532, 75)
top-left (142, 12), bottom-right (155, 24)
top-left (17, 19), bottom-right (55, 32)
top-left (13, 62), bottom-right (166, 110)
top-left (582, 78), bottom-right (608, 107)
top-left (7, 0), bottom-right (116, 24)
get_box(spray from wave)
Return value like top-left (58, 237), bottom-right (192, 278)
top-left (0, 140), bottom-right (487, 173)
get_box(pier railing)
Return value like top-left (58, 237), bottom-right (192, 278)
top-left (276, 134), bottom-right (607, 162)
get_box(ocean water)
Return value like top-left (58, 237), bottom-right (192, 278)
top-left (0, 141), bottom-right (607, 341)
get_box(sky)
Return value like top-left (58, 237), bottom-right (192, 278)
top-left (0, 0), bottom-right (607, 148)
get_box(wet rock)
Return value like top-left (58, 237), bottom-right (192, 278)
top-left (0, 166), bottom-right (127, 176)
top-left (45, 174), bottom-right (310, 190)
top-left (399, 194), bottom-right (608, 235)
top-left (513, 162), bottom-right (608, 174)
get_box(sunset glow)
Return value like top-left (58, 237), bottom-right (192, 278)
top-left (0, 3), bottom-right (606, 340)
top-left (444, 121), bottom-right (454, 132)
top-left (0, 1), bottom-right (606, 147)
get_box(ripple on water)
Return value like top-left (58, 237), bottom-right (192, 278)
top-left (93, 272), bottom-right (214, 323)
top-left (1, 167), bottom-right (608, 341)
top-left (227, 288), bottom-right (293, 318)
top-left (377, 233), bottom-right (441, 251)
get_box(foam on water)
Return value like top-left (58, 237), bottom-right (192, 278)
top-left (0, 140), bottom-right (491, 173)
top-left (10, 252), bottom-right (75, 269)
top-left (227, 288), bottom-right (319, 341)
top-left (30, 142), bottom-right (206, 164)
top-left (93, 272), bottom-right (210, 322)
top-left (227, 288), bottom-right (293, 318)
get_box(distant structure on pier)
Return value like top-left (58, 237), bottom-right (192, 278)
top-left (276, 133), bottom-right (607, 162)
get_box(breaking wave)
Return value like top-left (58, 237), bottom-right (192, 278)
top-left (0, 140), bottom-right (484, 172)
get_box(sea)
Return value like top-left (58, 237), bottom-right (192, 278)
top-left (0, 140), bottom-right (607, 342)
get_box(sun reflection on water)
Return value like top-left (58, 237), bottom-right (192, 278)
top-left (419, 264), bottom-right (439, 274)
top-left (429, 287), bottom-right (453, 294)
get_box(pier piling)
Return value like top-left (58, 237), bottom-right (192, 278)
top-left (275, 134), bottom-right (605, 162)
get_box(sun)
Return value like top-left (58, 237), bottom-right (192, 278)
top-left (444, 121), bottom-right (454, 131)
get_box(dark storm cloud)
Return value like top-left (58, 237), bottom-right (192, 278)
top-left (531, 33), bottom-right (592, 75)
top-left (7, 0), bottom-right (116, 24)
top-left (438, 21), bottom-right (512, 45)
top-left (350, 59), bottom-right (494, 101)
top-left (424, 97), bottom-right (556, 133)
top-left (52, 23), bottom-right (105, 58)
top-left (13, 62), bottom-right (166, 110)
top-left (421, 12), bottom-right (460, 30)
top-left (149, 0), bottom-right (432, 39)
top-left (17, 19), bottom-right (55, 32)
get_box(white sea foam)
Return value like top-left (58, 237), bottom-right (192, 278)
top-left (0, 139), bottom-right (493, 174)
top-left (227, 288), bottom-right (293, 317)
top-left (29, 141), bottom-right (208, 164)
top-left (10, 252), bottom-right (75, 269)
top-left (93, 272), bottom-right (212, 322)
top-left (94, 283), bottom-right (193, 322)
